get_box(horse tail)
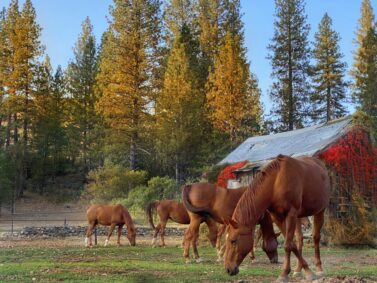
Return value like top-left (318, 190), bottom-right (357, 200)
top-left (145, 201), bottom-right (159, 229)
top-left (182, 184), bottom-right (211, 216)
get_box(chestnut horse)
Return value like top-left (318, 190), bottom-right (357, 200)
top-left (224, 155), bottom-right (330, 282)
top-left (85, 204), bottom-right (136, 247)
top-left (182, 183), bottom-right (280, 263)
top-left (145, 199), bottom-right (218, 248)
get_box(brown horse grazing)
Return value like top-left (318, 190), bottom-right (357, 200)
top-left (224, 155), bottom-right (330, 282)
top-left (145, 200), bottom-right (218, 249)
top-left (85, 204), bottom-right (136, 247)
top-left (182, 183), bottom-right (280, 263)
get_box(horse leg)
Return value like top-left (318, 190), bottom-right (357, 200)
top-left (183, 227), bottom-right (192, 263)
top-left (216, 224), bottom-right (225, 251)
top-left (160, 221), bottom-right (167, 247)
top-left (293, 220), bottom-right (304, 277)
top-left (85, 222), bottom-right (95, 247)
top-left (205, 217), bottom-right (218, 248)
top-left (249, 226), bottom-right (261, 262)
top-left (216, 224), bottom-right (226, 262)
top-left (105, 223), bottom-right (116, 246)
top-left (313, 210), bottom-right (325, 277)
top-left (192, 221), bottom-right (203, 263)
top-left (152, 223), bottom-right (161, 247)
top-left (279, 211), bottom-right (314, 282)
top-left (117, 225), bottom-right (123, 246)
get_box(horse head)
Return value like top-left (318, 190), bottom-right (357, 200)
top-left (262, 231), bottom-right (280, 263)
top-left (224, 219), bottom-right (254, 276)
top-left (127, 226), bottom-right (136, 246)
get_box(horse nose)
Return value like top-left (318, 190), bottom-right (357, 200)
top-left (270, 254), bottom-right (278, 264)
top-left (226, 266), bottom-right (239, 276)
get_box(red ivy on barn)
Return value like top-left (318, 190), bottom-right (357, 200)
top-left (217, 161), bottom-right (248, 188)
top-left (318, 128), bottom-right (377, 201)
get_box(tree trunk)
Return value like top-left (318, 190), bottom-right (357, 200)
top-left (326, 85), bottom-right (331, 122)
top-left (13, 113), bottom-right (18, 143)
top-left (288, 8), bottom-right (293, 131)
top-left (5, 114), bottom-right (11, 147)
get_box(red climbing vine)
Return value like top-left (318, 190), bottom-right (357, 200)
top-left (319, 128), bottom-right (377, 200)
top-left (217, 161), bottom-right (248, 188)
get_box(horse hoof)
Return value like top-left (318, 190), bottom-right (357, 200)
top-left (104, 239), bottom-right (109, 247)
top-left (305, 271), bottom-right (316, 281)
top-left (316, 271), bottom-right (325, 278)
top-left (185, 259), bottom-right (191, 264)
top-left (216, 257), bottom-right (223, 263)
top-left (195, 257), bottom-right (203, 263)
top-left (251, 259), bottom-right (258, 264)
top-left (275, 276), bottom-right (288, 283)
top-left (292, 271), bottom-right (302, 278)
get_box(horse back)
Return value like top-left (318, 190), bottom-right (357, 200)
top-left (87, 204), bottom-right (126, 226)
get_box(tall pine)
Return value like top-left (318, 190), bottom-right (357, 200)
top-left (96, 0), bottom-right (162, 170)
top-left (66, 17), bottom-right (99, 172)
top-left (156, 25), bottom-right (203, 182)
top-left (267, 0), bottom-right (311, 131)
top-left (352, 0), bottom-right (375, 81)
top-left (353, 27), bottom-right (377, 122)
top-left (206, 31), bottom-right (261, 145)
top-left (311, 13), bottom-right (348, 123)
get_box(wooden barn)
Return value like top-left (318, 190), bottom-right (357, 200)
top-left (218, 116), bottom-right (377, 217)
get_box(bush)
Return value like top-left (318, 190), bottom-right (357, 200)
top-left (122, 176), bottom-right (177, 210)
top-left (324, 192), bottom-right (377, 246)
top-left (83, 162), bottom-right (147, 202)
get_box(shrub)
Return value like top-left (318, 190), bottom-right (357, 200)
top-left (83, 162), bottom-right (147, 202)
top-left (123, 176), bottom-right (177, 210)
top-left (324, 191), bottom-right (377, 246)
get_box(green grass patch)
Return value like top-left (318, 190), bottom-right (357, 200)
top-left (0, 244), bottom-right (376, 282)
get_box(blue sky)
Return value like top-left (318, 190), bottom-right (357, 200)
top-left (2, 0), bottom-right (376, 113)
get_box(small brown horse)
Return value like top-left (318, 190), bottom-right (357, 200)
top-left (86, 204), bottom-right (136, 247)
top-left (145, 199), bottom-right (218, 248)
top-left (182, 183), bottom-right (280, 263)
top-left (224, 155), bottom-right (330, 282)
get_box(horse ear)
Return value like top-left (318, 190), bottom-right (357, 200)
top-left (229, 218), bottom-right (239, 229)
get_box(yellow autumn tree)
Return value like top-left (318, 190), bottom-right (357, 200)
top-left (96, 0), bottom-right (161, 170)
top-left (156, 25), bottom-right (204, 182)
top-left (206, 31), bottom-right (261, 145)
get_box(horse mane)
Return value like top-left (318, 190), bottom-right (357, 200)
top-left (122, 205), bottom-right (135, 233)
top-left (233, 155), bottom-right (285, 226)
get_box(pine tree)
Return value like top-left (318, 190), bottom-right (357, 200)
top-left (354, 27), bottom-right (377, 122)
top-left (311, 13), bottom-right (348, 123)
top-left (66, 17), bottom-right (99, 172)
top-left (0, 8), bottom-right (6, 146)
top-left (206, 32), bottom-right (262, 145)
top-left (164, 0), bottom-right (197, 45)
top-left (31, 58), bottom-right (66, 191)
top-left (96, 0), bottom-right (162, 170)
top-left (267, 0), bottom-right (311, 131)
top-left (11, 0), bottom-right (43, 197)
top-left (352, 0), bottom-right (375, 80)
top-left (1, 0), bottom-right (19, 148)
top-left (156, 25), bottom-right (203, 182)
top-left (196, 0), bottom-right (221, 74)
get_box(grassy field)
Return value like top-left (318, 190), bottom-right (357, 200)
top-left (0, 237), bottom-right (376, 283)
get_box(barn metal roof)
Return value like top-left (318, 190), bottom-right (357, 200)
top-left (219, 117), bottom-right (352, 165)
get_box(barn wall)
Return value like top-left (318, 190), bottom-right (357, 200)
top-left (318, 127), bottom-right (377, 216)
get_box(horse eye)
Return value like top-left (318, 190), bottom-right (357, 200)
top-left (230, 239), bottom-right (237, 245)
